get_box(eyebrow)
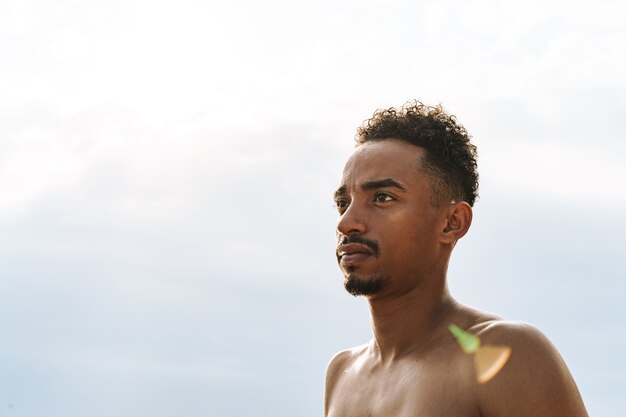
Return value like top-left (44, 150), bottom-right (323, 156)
top-left (334, 178), bottom-right (407, 199)
top-left (334, 185), bottom-right (347, 200)
top-left (361, 178), bottom-right (407, 192)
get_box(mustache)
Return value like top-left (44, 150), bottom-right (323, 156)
top-left (338, 235), bottom-right (380, 255)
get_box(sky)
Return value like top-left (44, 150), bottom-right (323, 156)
top-left (1, 0), bottom-right (625, 416)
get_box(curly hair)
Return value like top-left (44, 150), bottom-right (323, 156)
top-left (356, 101), bottom-right (479, 207)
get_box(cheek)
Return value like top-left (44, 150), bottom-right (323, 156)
top-left (387, 210), bottom-right (430, 236)
top-left (382, 220), bottom-right (437, 255)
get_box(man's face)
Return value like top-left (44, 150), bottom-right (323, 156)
top-left (334, 139), bottom-right (446, 298)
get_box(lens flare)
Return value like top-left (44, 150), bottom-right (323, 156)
top-left (449, 324), bottom-right (512, 384)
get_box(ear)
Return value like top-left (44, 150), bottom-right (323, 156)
top-left (440, 201), bottom-right (473, 244)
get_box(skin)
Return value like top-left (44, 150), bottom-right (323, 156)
top-left (325, 139), bottom-right (588, 417)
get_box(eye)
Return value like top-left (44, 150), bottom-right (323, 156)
top-left (334, 198), bottom-right (350, 213)
top-left (373, 192), bottom-right (394, 204)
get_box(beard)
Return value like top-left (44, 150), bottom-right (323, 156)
top-left (344, 272), bottom-right (387, 296)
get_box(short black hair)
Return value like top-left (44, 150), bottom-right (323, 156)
top-left (356, 101), bottom-right (479, 207)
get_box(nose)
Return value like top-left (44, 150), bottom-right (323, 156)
top-left (336, 202), bottom-right (367, 237)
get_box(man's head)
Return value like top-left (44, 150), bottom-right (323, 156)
top-left (356, 101), bottom-right (478, 207)
top-left (335, 101), bottom-right (477, 297)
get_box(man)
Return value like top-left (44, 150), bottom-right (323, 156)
top-left (325, 102), bottom-right (588, 416)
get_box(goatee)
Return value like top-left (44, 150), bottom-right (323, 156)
top-left (344, 273), bottom-right (386, 296)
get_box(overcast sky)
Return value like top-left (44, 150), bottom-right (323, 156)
top-left (1, 0), bottom-right (625, 416)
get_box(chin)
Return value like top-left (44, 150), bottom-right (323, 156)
top-left (344, 273), bottom-right (387, 296)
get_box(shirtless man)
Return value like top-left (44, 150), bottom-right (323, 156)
top-left (325, 102), bottom-right (588, 417)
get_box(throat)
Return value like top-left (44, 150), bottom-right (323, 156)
top-left (368, 289), bottom-right (455, 361)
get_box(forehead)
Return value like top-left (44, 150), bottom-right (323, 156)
top-left (342, 139), bottom-right (426, 185)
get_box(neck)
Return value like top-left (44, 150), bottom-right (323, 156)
top-left (367, 278), bottom-right (456, 362)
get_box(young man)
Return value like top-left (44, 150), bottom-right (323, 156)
top-left (325, 102), bottom-right (588, 417)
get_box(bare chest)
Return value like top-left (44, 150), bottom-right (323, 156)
top-left (326, 358), bottom-right (479, 417)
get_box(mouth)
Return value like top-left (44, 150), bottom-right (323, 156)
top-left (337, 243), bottom-right (375, 266)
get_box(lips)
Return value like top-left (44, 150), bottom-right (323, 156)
top-left (337, 243), bottom-right (375, 265)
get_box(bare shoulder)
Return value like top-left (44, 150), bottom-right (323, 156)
top-left (324, 342), bottom-right (369, 415)
top-left (472, 320), bottom-right (588, 417)
top-left (325, 342), bottom-right (368, 384)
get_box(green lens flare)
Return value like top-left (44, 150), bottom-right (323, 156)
top-left (449, 324), bottom-right (481, 354)
top-left (449, 323), bottom-right (512, 384)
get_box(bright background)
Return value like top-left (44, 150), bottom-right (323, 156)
top-left (1, 0), bottom-right (624, 416)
